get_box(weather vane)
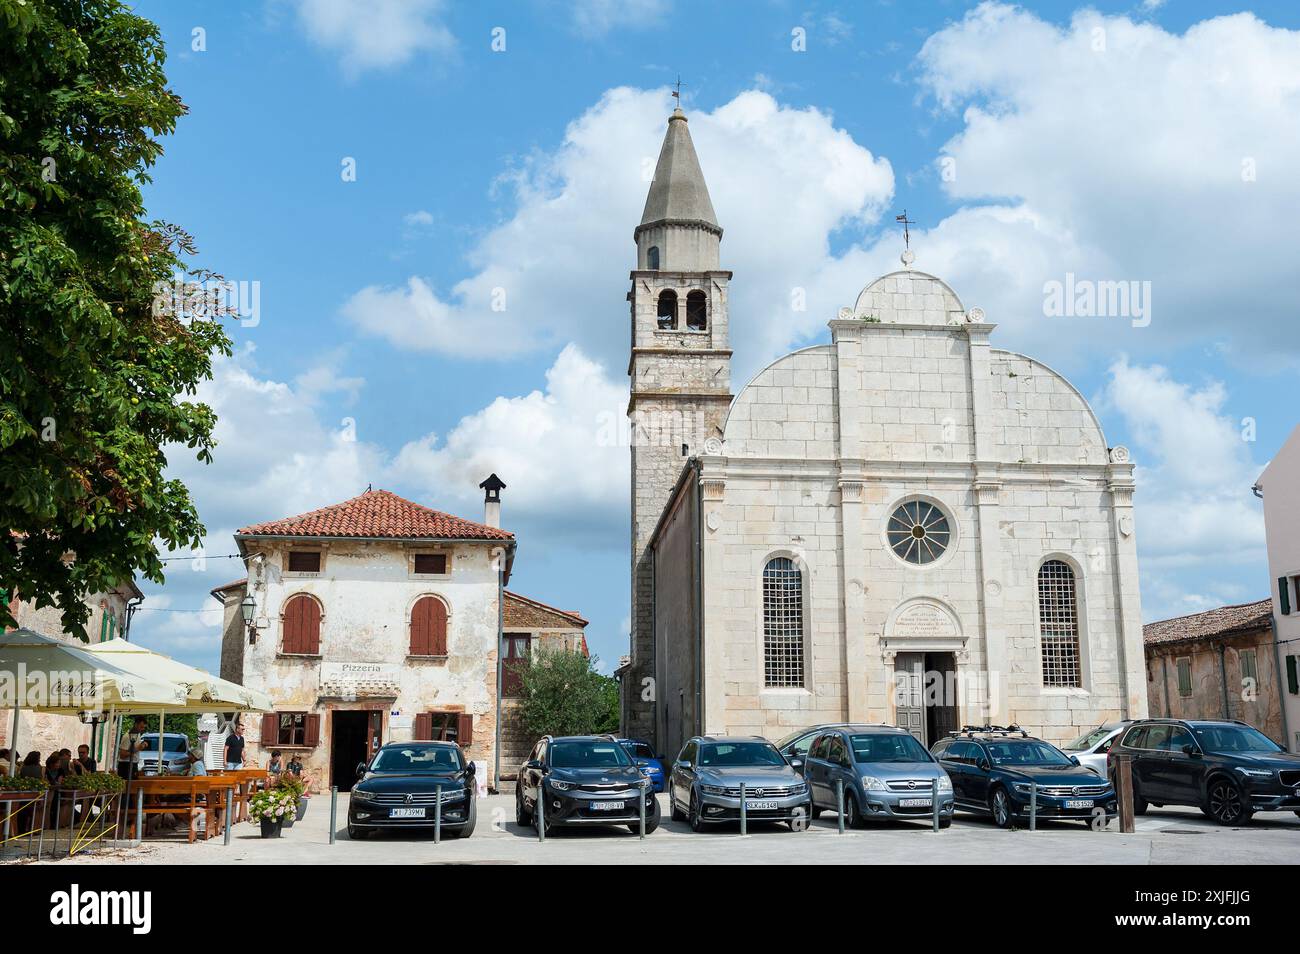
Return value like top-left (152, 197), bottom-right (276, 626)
top-left (672, 76), bottom-right (685, 108)
top-left (895, 210), bottom-right (915, 249)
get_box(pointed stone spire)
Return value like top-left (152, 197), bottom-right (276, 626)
top-left (635, 108), bottom-right (722, 272)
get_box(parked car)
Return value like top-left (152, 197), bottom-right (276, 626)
top-left (668, 735), bottom-right (810, 832)
top-left (609, 736), bottom-right (666, 792)
top-left (1107, 718), bottom-right (1300, 825)
top-left (348, 741), bottom-right (476, 839)
top-left (515, 735), bottom-right (659, 835)
top-left (134, 732), bottom-right (191, 775)
top-left (1061, 720), bottom-right (1133, 777)
top-left (803, 725), bottom-right (954, 827)
top-left (775, 723), bottom-right (854, 763)
top-left (932, 727), bottom-right (1117, 828)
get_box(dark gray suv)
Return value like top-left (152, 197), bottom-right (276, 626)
top-left (803, 725), bottom-right (954, 827)
top-left (668, 736), bottom-right (810, 831)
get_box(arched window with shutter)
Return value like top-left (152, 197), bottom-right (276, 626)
top-left (1038, 559), bottom-right (1082, 687)
top-left (281, 594), bottom-right (321, 655)
top-left (762, 556), bottom-right (805, 688)
top-left (410, 595), bottom-right (449, 656)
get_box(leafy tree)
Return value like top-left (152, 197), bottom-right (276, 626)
top-left (0, 0), bottom-right (232, 637)
top-left (518, 648), bottom-right (621, 738)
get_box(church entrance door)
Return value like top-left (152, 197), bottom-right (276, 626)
top-left (893, 652), bottom-right (959, 746)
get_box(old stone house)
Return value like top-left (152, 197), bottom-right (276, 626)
top-left (1256, 424), bottom-right (1300, 751)
top-left (620, 107), bottom-right (1147, 755)
top-left (1143, 599), bottom-right (1285, 743)
top-left (1, 579), bottom-right (143, 763)
top-left (215, 481), bottom-right (586, 790)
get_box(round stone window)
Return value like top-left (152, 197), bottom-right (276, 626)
top-left (886, 500), bottom-right (952, 565)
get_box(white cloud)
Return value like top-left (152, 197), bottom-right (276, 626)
top-left (1097, 359), bottom-right (1266, 619)
top-left (403, 210), bottom-right (434, 228)
top-left (569, 0), bottom-right (669, 37)
top-left (908, 4), bottom-right (1300, 365)
top-left (342, 87), bottom-right (893, 378)
top-left (294, 0), bottom-right (454, 74)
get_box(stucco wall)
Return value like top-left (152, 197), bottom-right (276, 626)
top-left (1146, 631), bottom-right (1284, 742)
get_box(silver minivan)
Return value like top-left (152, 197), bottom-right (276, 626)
top-left (801, 725), bottom-right (954, 827)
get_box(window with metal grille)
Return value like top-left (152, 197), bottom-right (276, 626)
top-left (287, 550), bottom-right (321, 573)
top-left (762, 557), bottom-right (805, 688)
top-left (413, 553), bottom-right (447, 575)
top-left (1037, 560), bottom-right (1082, 688)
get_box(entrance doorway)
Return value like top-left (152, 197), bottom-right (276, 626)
top-left (893, 652), bottom-right (959, 746)
top-left (330, 710), bottom-right (383, 791)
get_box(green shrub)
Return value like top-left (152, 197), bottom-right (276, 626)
top-left (249, 787), bottom-right (296, 822)
top-left (59, 771), bottom-right (124, 794)
top-left (0, 774), bottom-right (48, 793)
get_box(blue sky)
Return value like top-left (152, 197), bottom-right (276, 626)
top-left (125, 0), bottom-right (1300, 674)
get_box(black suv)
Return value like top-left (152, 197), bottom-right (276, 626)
top-left (932, 726), bottom-right (1117, 828)
top-left (1107, 718), bottom-right (1300, 825)
top-left (348, 741), bottom-right (476, 839)
top-left (515, 735), bottom-right (659, 835)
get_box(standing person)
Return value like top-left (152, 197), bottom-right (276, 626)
top-left (117, 716), bottom-right (148, 778)
top-left (223, 723), bottom-right (246, 770)
top-left (76, 744), bottom-right (97, 773)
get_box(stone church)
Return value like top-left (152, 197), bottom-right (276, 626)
top-left (619, 108), bottom-right (1148, 756)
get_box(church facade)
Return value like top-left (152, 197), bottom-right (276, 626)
top-left (621, 108), bottom-right (1148, 755)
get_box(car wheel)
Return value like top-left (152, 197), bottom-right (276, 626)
top-left (670, 793), bottom-right (684, 822)
top-left (1205, 776), bottom-right (1252, 826)
top-left (347, 821), bottom-right (368, 840)
top-left (844, 791), bottom-right (866, 829)
top-left (807, 800), bottom-right (823, 820)
top-left (515, 788), bottom-right (532, 826)
top-left (629, 797), bottom-right (662, 835)
top-left (939, 816), bottom-right (952, 829)
top-left (990, 787), bottom-right (1013, 829)
top-left (689, 791), bottom-right (705, 833)
top-left (453, 799), bottom-right (477, 838)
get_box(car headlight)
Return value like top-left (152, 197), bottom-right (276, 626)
top-left (351, 789), bottom-right (376, 802)
top-left (860, 776), bottom-right (886, 792)
top-left (937, 775), bottom-right (953, 792)
top-left (789, 779), bottom-right (807, 794)
top-left (548, 778), bottom-right (574, 791)
top-left (701, 785), bottom-right (725, 795)
top-left (1236, 768), bottom-right (1274, 779)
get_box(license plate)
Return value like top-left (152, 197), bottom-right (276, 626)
top-left (745, 800), bottom-right (779, 810)
top-left (590, 801), bottom-right (624, 811)
top-left (899, 798), bottom-right (932, 808)
top-left (1064, 799), bottom-right (1094, 810)
top-left (389, 807), bottom-right (425, 818)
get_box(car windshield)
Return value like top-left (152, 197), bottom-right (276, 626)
top-left (370, 746), bottom-right (462, 773)
top-left (1192, 725), bottom-right (1283, 754)
top-left (1064, 725), bottom-right (1116, 751)
top-left (698, 742), bottom-right (785, 767)
top-left (775, 728), bottom-right (812, 749)
top-left (850, 733), bottom-right (932, 763)
top-left (986, 740), bottom-right (1073, 767)
top-left (621, 742), bottom-right (655, 759)
top-left (140, 735), bottom-right (188, 753)
top-left (550, 739), bottom-right (632, 769)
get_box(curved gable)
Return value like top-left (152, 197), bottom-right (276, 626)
top-left (722, 346), bottom-right (838, 459)
top-left (852, 270), bottom-right (967, 325)
top-left (989, 350), bottom-right (1109, 465)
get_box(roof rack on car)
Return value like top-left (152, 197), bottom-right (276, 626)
top-left (949, 724), bottom-right (1031, 738)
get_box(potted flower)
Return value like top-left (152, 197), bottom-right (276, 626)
top-left (273, 774), bottom-right (308, 824)
top-left (249, 787), bottom-right (296, 837)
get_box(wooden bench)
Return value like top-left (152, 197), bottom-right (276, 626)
top-left (129, 777), bottom-right (230, 843)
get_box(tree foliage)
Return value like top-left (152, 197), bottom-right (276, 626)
top-left (518, 648), bottom-right (621, 739)
top-left (0, 0), bottom-right (232, 636)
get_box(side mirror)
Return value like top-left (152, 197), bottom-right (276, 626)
top-left (788, 757), bottom-right (805, 773)
top-left (1181, 744), bottom-right (1200, 757)
top-left (355, 762), bottom-right (367, 779)
top-left (977, 759), bottom-right (991, 772)
top-left (525, 759), bottom-right (542, 771)
top-left (1069, 755), bottom-right (1081, 766)
top-left (465, 761), bottom-right (476, 775)
top-left (678, 760), bottom-right (692, 771)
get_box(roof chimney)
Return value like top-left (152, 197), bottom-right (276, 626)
top-left (479, 473), bottom-right (506, 529)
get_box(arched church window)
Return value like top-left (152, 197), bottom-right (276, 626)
top-left (647, 246), bottom-right (660, 270)
top-left (886, 500), bottom-right (951, 565)
top-left (1038, 560), bottom-right (1082, 688)
top-left (762, 557), bottom-right (805, 688)
top-left (686, 291), bottom-right (707, 331)
top-left (657, 289), bottom-right (678, 329)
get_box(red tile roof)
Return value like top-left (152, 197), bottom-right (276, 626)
top-left (1143, 598), bottom-right (1272, 646)
top-left (504, 590), bottom-right (589, 628)
top-left (236, 489), bottom-right (514, 541)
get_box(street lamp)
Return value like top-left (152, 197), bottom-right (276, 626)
top-left (241, 593), bottom-right (257, 644)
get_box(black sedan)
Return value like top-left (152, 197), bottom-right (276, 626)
top-left (348, 741), bottom-right (477, 839)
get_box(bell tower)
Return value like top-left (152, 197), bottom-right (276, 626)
top-left (624, 107), bottom-right (732, 740)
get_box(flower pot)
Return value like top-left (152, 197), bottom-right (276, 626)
top-left (281, 811), bottom-right (295, 828)
top-left (259, 818), bottom-right (282, 838)
top-left (296, 796), bottom-right (308, 822)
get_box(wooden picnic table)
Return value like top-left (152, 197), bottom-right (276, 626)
top-left (209, 768), bottom-right (269, 824)
top-left (127, 775), bottom-right (234, 843)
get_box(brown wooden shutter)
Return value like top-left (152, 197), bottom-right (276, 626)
top-left (457, 714), bottom-right (473, 747)
top-left (304, 713), bottom-right (321, 747)
top-left (410, 597), bottom-right (447, 655)
top-left (413, 712), bottom-right (433, 741)
top-left (283, 595), bottom-right (321, 654)
top-left (260, 713), bottom-right (280, 746)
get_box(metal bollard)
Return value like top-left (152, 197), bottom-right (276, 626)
top-left (836, 779), bottom-right (845, 834)
top-left (739, 782), bottom-right (747, 836)
top-left (329, 786), bottom-right (337, 845)
top-left (434, 782), bottom-right (442, 844)
top-left (639, 780), bottom-right (647, 839)
top-left (1029, 781), bottom-right (1037, 831)
top-left (225, 787), bottom-right (234, 845)
top-left (537, 781), bottom-right (546, 843)
top-left (932, 778), bottom-right (940, 832)
top-left (135, 788), bottom-right (144, 846)
top-left (1116, 755), bottom-right (1136, 834)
